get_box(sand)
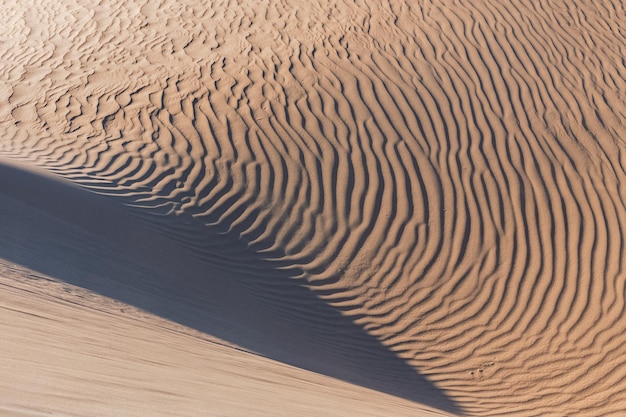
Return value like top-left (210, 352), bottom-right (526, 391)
top-left (1, 0), bottom-right (626, 415)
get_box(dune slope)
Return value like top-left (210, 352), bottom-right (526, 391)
top-left (0, 171), bottom-right (450, 417)
top-left (2, 0), bottom-right (626, 415)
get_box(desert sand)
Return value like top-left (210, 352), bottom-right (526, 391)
top-left (1, 0), bottom-right (626, 415)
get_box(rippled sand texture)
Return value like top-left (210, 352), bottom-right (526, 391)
top-left (2, 0), bottom-right (626, 415)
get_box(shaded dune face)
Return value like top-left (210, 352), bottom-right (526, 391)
top-left (2, 0), bottom-right (626, 415)
top-left (0, 161), bottom-right (460, 415)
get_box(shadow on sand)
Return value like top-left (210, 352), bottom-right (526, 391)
top-left (0, 160), bottom-right (463, 416)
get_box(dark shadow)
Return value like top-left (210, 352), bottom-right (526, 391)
top-left (0, 159), bottom-right (463, 416)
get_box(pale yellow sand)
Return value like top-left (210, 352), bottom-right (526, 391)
top-left (0, 261), bottom-right (448, 417)
top-left (2, 0), bottom-right (626, 415)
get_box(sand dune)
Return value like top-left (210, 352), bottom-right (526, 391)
top-left (0, 262), bottom-right (450, 417)
top-left (2, 0), bottom-right (626, 415)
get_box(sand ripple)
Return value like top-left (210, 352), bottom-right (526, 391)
top-left (2, 0), bottom-right (626, 415)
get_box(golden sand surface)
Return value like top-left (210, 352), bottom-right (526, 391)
top-left (1, 0), bottom-right (626, 415)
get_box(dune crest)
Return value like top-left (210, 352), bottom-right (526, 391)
top-left (2, 0), bottom-right (626, 415)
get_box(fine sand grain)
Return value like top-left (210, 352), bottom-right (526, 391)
top-left (2, 0), bottom-right (626, 415)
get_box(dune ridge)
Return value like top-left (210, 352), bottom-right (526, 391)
top-left (2, 0), bottom-right (626, 415)
top-left (0, 158), bottom-right (459, 414)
